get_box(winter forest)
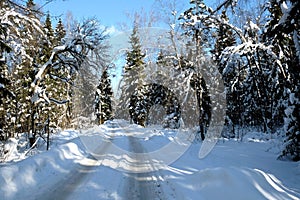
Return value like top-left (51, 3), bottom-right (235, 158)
top-left (0, 0), bottom-right (299, 164)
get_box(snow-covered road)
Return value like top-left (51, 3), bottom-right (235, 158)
top-left (32, 134), bottom-right (173, 200)
top-left (35, 157), bottom-right (98, 200)
top-left (123, 136), bottom-right (166, 199)
top-left (1, 120), bottom-right (300, 200)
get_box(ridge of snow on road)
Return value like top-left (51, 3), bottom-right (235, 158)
top-left (0, 120), bottom-right (300, 200)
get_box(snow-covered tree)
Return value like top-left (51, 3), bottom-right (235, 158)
top-left (36, 13), bottom-right (70, 129)
top-left (263, 0), bottom-right (300, 161)
top-left (95, 68), bottom-right (113, 125)
top-left (0, 0), bottom-right (45, 139)
top-left (117, 22), bottom-right (146, 121)
top-left (178, 0), bottom-right (215, 139)
top-left (211, 10), bottom-right (235, 71)
top-left (124, 22), bottom-right (145, 82)
top-left (0, 22), bottom-right (14, 140)
top-left (54, 18), bottom-right (66, 46)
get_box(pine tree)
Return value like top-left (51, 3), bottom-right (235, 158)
top-left (124, 22), bottom-right (145, 82)
top-left (52, 18), bottom-right (73, 127)
top-left (264, 0), bottom-right (300, 161)
top-left (118, 22), bottom-right (145, 122)
top-left (7, 0), bottom-right (44, 138)
top-left (55, 18), bottom-right (66, 46)
top-left (95, 69), bottom-right (113, 125)
top-left (42, 13), bottom-right (54, 62)
top-left (25, 0), bottom-right (35, 16)
top-left (125, 23), bottom-right (146, 80)
top-left (211, 10), bottom-right (235, 72)
top-left (41, 13), bottom-right (62, 128)
top-left (0, 23), bottom-right (14, 140)
top-left (179, 0), bottom-right (214, 138)
top-left (26, 0), bottom-right (35, 9)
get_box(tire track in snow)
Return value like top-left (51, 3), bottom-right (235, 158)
top-left (122, 136), bottom-right (167, 199)
top-left (34, 141), bottom-right (111, 200)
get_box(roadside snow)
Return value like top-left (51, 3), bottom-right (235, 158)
top-left (0, 136), bottom-right (89, 200)
top-left (0, 120), bottom-right (299, 200)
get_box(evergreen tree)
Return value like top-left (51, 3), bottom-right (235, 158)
top-left (3, 0), bottom-right (45, 138)
top-left (52, 18), bottom-right (72, 128)
top-left (0, 23), bottom-right (14, 140)
top-left (211, 10), bottom-right (235, 72)
top-left (95, 69), bottom-right (113, 125)
top-left (179, 0), bottom-right (214, 139)
top-left (264, 0), bottom-right (300, 161)
top-left (55, 18), bottom-right (66, 45)
top-left (124, 22), bottom-right (145, 83)
top-left (117, 22), bottom-right (145, 122)
top-left (31, 18), bottom-right (109, 132)
top-left (41, 13), bottom-right (54, 62)
top-left (40, 13), bottom-right (67, 129)
top-left (25, 0), bottom-right (36, 16)
top-left (26, 0), bottom-right (35, 9)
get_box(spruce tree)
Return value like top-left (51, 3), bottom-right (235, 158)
top-left (0, 24), bottom-right (14, 140)
top-left (11, 0), bottom-right (43, 137)
top-left (212, 10), bottom-right (235, 72)
top-left (42, 13), bottom-right (54, 61)
top-left (53, 19), bottom-right (72, 127)
top-left (95, 69), bottom-right (113, 125)
top-left (55, 18), bottom-right (66, 45)
top-left (179, 0), bottom-right (213, 138)
top-left (124, 22), bottom-right (145, 83)
top-left (25, 0), bottom-right (36, 17)
top-left (118, 22), bottom-right (145, 122)
top-left (264, 0), bottom-right (300, 161)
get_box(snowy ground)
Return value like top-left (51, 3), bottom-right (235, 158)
top-left (0, 120), bottom-right (299, 200)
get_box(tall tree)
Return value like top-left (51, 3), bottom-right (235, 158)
top-left (264, 0), bottom-right (300, 161)
top-left (31, 18), bottom-right (109, 136)
top-left (1, 0), bottom-right (45, 138)
top-left (95, 68), bottom-right (113, 125)
top-left (55, 18), bottom-right (66, 45)
top-left (0, 22), bottom-right (14, 140)
top-left (179, 0), bottom-right (214, 139)
top-left (117, 22), bottom-right (146, 122)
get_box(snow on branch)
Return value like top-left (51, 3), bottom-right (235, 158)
top-left (221, 42), bottom-right (287, 79)
top-left (270, 1), bottom-right (299, 36)
top-left (1, 8), bottom-right (44, 37)
top-left (30, 19), bottom-right (108, 105)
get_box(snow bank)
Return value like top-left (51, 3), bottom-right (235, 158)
top-left (0, 137), bottom-right (88, 200)
top-left (173, 167), bottom-right (299, 200)
top-left (164, 135), bottom-right (300, 200)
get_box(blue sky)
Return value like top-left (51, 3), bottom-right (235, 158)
top-left (37, 0), bottom-right (161, 27)
top-left (35, 0), bottom-right (215, 93)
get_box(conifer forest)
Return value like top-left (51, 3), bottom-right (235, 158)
top-left (0, 0), bottom-right (299, 163)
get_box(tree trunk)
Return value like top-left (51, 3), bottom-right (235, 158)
top-left (29, 106), bottom-right (36, 147)
top-left (46, 118), bottom-right (50, 150)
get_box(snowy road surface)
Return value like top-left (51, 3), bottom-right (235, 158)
top-left (123, 136), bottom-right (166, 199)
top-left (37, 136), bottom-right (172, 200)
top-left (1, 120), bottom-right (300, 199)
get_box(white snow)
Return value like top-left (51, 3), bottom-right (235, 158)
top-left (278, 1), bottom-right (292, 26)
top-left (293, 30), bottom-right (300, 62)
top-left (249, 21), bottom-right (260, 31)
top-left (0, 120), bottom-right (299, 199)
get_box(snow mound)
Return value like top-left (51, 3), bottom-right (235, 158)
top-left (175, 167), bottom-right (299, 200)
top-left (0, 138), bottom-right (88, 200)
